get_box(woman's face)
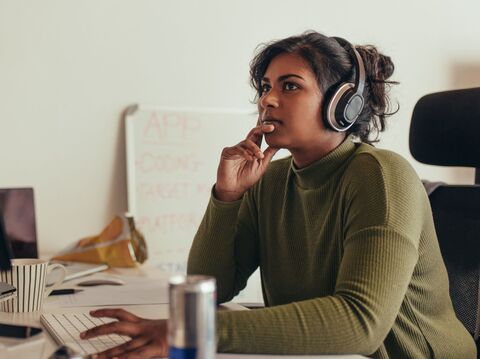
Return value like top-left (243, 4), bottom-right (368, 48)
top-left (258, 52), bottom-right (327, 150)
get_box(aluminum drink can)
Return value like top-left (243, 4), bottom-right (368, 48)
top-left (168, 275), bottom-right (216, 359)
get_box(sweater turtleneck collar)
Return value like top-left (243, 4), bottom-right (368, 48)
top-left (291, 136), bottom-right (357, 189)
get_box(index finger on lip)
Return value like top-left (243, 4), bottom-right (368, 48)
top-left (246, 126), bottom-right (264, 146)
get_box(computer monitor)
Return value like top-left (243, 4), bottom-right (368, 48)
top-left (0, 215), bottom-right (12, 271)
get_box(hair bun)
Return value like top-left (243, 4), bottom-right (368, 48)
top-left (356, 45), bottom-right (394, 81)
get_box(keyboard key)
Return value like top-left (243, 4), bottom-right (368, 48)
top-left (41, 312), bottom-right (130, 355)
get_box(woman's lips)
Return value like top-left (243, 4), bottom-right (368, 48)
top-left (261, 119), bottom-right (281, 134)
top-left (262, 118), bottom-right (282, 126)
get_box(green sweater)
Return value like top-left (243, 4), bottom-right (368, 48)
top-left (187, 138), bottom-right (476, 358)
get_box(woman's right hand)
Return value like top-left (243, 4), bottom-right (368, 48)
top-left (80, 308), bottom-right (168, 359)
top-left (214, 123), bottom-right (278, 202)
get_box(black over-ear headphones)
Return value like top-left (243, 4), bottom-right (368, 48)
top-left (324, 37), bottom-right (366, 132)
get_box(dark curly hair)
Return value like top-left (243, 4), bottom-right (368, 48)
top-left (250, 31), bottom-right (399, 143)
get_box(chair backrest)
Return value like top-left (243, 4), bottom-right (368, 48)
top-left (409, 87), bottom-right (480, 183)
top-left (429, 186), bottom-right (480, 341)
top-left (409, 88), bottom-right (480, 351)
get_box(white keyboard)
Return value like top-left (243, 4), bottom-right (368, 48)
top-left (41, 312), bottom-right (130, 355)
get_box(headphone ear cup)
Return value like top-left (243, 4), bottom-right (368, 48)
top-left (324, 83), bottom-right (355, 131)
top-left (324, 83), bottom-right (364, 132)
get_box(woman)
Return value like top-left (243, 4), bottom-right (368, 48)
top-left (81, 31), bottom-right (476, 358)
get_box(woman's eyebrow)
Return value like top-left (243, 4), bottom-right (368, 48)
top-left (262, 74), bottom-right (305, 83)
top-left (278, 74), bottom-right (305, 82)
top-left (261, 74), bottom-right (305, 83)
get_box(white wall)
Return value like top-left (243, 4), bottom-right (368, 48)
top-left (1, 0), bottom-right (479, 254)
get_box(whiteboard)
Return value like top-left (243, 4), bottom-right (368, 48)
top-left (125, 105), bottom-right (263, 301)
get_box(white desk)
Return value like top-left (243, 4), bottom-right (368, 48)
top-left (0, 265), bottom-right (366, 359)
top-left (0, 265), bottom-right (171, 358)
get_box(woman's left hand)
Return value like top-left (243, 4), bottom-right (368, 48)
top-left (79, 308), bottom-right (168, 359)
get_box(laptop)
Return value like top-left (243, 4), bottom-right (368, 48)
top-left (0, 215), bottom-right (17, 302)
top-left (0, 188), bottom-right (107, 282)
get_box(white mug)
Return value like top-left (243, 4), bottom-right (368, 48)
top-left (0, 258), bottom-right (66, 312)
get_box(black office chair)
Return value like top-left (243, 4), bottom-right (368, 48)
top-left (409, 87), bottom-right (480, 355)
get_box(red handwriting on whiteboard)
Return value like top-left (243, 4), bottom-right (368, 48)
top-left (142, 112), bottom-right (202, 144)
top-left (139, 182), bottom-right (191, 200)
top-left (137, 213), bottom-right (201, 234)
top-left (154, 262), bottom-right (187, 274)
top-left (138, 182), bottom-right (213, 201)
top-left (136, 152), bottom-right (203, 173)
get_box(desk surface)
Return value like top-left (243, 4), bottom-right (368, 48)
top-left (0, 265), bottom-right (366, 359)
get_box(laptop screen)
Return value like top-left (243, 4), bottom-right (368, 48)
top-left (0, 215), bottom-right (12, 271)
top-left (0, 188), bottom-right (38, 259)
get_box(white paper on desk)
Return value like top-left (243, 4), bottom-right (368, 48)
top-left (45, 275), bottom-right (168, 308)
top-left (0, 333), bottom-right (46, 359)
top-left (217, 355), bottom-right (366, 359)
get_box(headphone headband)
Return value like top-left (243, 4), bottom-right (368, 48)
top-left (324, 37), bottom-right (366, 132)
top-left (331, 37), bottom-right (366, 96)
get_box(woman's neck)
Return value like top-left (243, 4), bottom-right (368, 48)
top-left (290, 133), bottom-right (347, 168)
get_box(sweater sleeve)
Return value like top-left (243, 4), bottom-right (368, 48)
top-left (216, 152), bottom-right (427, 355)
top-left (187, 188), bottom-right (260, 303)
